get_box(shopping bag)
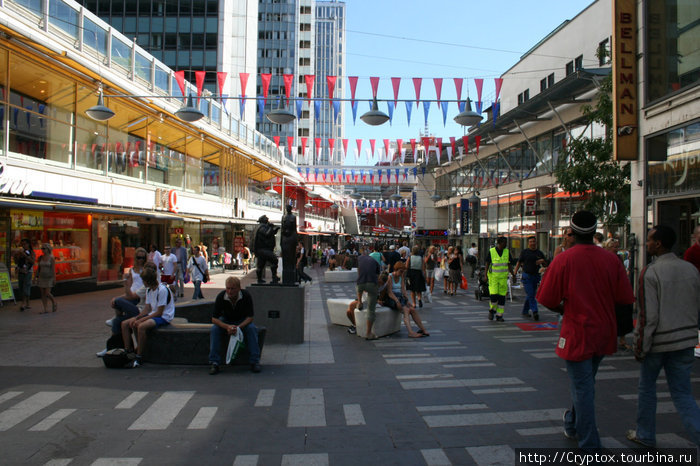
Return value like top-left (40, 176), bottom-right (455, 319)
top-left (225, 330), bottom-right (245, 364)
top-left (434, 268), bottom-right (444, 281)
top-left (460, 275), bottom-right (469, 290)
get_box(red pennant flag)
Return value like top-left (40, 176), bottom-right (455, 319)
top-left (433, 78), bottom-right (443, 105)
top-left (396, 139), bottom-right (403, 162)
top-left (462, 136), bottom-right (469, 155)
top-left (369, 139), bottom-right (376, 159)
top-left (369, 77), bottom-right (380, 98)
top-left (326, 75), bottom-right (337, 101)
top-left (474, 78), bottom-right (484, 103)
top-left (174, 71), bottom-right (186, 101)
top-left (195, 71), bottom-right (206, 98)
top-left (356, 139), bottom-right (363, 160)
top-left (475, 135), bottom-right (481, 155)
top-left (239, 72), bottom-right (250, 97)
top-left (383, 139), bottom-right (390, 162)
top-left (304, 75), bottom-right (315, 104)
top-left (348, 76), bottom-right (358, 102)
top-left (314, 137), bottom-right (322, 163)
top-left (283, 74), bottom-right (294, 104)
top-left (261, 73), bottom-right (272, 103)
top-left (412, 77), bottom-right (422, 107)
top-left (391, 77), bottom-right (401, 106)
top-left (217, 72), bottom-right (227, 98)
top-left (410, 139), bottom-right (417, 159)
top-left (436, 138), bottom-right (443, 164)
top-left (301, 137), bottom-right (308, 161)
top-left (328, 138), bottom-right (336, 159)
top-left (453, 78), bottom-right (463, 103)
top-left (342, 138), bottom-right (349, 159)
top-left (273, 136), bottom-right (280, 150)
top-left (287, 136), bottom-right (294, 158)
top-left (422, 137), bottom-right (431, 161)
top-left (449, 136), bottom-right (456, 158)
top-left (494, 78), bottom-right (503, 101)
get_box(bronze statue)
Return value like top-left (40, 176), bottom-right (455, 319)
top-left (251, 215), bottom-right (280, 284)
top-left (281, 204), bottom-right (299, 285)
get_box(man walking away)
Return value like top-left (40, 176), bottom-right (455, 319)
top-left (627, 225), bottom-right (700, 447)
top-left (537, 211), bottom-right (635, 451)
top-left (513, 236), bottom-right (547, 320)
top-left (356, 247), bottom-right (380, 340)
top-left (485, 237), bottom-right (514, 322)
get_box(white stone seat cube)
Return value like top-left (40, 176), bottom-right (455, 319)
top-left (354, 306), bottom-right (402, 338)
top-left (324, 269), bottom-right (358, 282)
top-left (327, 298), bottom-right (356, 326)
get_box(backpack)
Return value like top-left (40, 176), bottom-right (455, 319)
top-left (102, 348), bottom-right (134, 368)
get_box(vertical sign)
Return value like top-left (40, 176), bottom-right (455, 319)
top-left (612, 0), bottom-right (638, 161)
top-left (411, 191), bottom-right (417, 227)
top-left (460, 199), bottom-right (470, 235)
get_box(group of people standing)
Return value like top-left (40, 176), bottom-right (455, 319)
top-left (14, 238), bottom-right (58, 314)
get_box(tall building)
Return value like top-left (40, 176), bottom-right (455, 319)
top-left (314, 1), bottom-right (345, 165)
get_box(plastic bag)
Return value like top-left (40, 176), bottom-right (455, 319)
top-left (226, 330), bottom-right (245, 364)
top-left (460, 275), bottom-right (469, 290)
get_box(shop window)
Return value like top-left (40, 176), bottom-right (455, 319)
top-left (647, 121), bottom-right (700, 195)
top-left (203, 160), bottom-right (220, 196)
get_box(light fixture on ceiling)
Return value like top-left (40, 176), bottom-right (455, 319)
top-left (430, 192), bottom-right (441, 202)
top-left (175, 93), bottom-right (205, 122)
top-left (266, 96), bottom-right (296, 125)
top-left (360, 98), bottom-right (390, 126)
top-left (304, 202), bottom-right (314, 209)
top-left (349, 192), bottom-right (362, 200)
top-left (330, 203), bottom-right (339, 210)
top-left (390, 187), bottom-right (402, 201)
top-left (85, 88), bottom-right (115, 121)
top-left (453, 97), bottom-right (483, 127)
top-left (265, 180), bottom-right (278, 196)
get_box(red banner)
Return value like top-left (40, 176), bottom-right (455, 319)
top-left (304, 75), bottom-right (315, 104)
top-left (195, 71), bottom-right (206, 98)
top-left (433, 78), bottom-right (443, 105)
top-left (283, 74), bottom-right (294, 104)
top-left (239, 72), bottom-right (249, 97)
top-left (348, 76), bottom-right (358, 102)
top-left (260, 73), bottom-right (272, 103)
top-left (369, 139), bottom-right (376, 158)
top-left (174, 71), bottom-right (186, 100)
top-left (370, 77), bottom-right (380, 98)
top-left (326, 75), bottom-right (337, 101)
top-left (413, 77), bottom-right (422, 107)
top-left (216, 72), bottom-right (227, 98)
top-left (287, 136), bottom-right (294, 159)
top-left (383, 139), bottom-right (390, 161)
top-left (453, 78), bottom-right (463, 103)
top-left (462, 135), bottom-right (469, 155)
top-left (273, 136), bottom-right (280, 150)
top-left (494, 78), bottom-right (503, 101)
top-left (474, 78), bottom-right (483, 103)
top-left (391, 77), bottom-right (401, 106)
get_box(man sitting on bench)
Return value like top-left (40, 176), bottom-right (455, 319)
top-left (209, 276), bottom-right (261, 375)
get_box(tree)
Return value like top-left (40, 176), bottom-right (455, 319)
top-left (555, 75), bottom-right (630, 229)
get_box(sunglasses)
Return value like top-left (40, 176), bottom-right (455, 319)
top-left (567, 233), bottom-right (574, 237)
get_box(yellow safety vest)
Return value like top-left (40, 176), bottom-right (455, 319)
top-left (489, 247), bottom-right (509, 278)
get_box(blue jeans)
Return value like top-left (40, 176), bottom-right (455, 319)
top-left (112, 297), bottom-right (140, 334)
top-left (192, 280), bottom-right (204, 299)
top-left (635, 348), bottom-right (700, 447)
top-left (521, 272), bottom-right (540, 315)
top-left (209, 320), bottom-right (260, 365)
top-left (564, 355), bottom-right (604, 450)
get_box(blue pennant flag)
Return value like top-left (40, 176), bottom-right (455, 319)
top-left (395, 169), bottom-right (400, 183)
top-left (368, 100), bottom-right (373, 111)
top-left (412, 167), bottom-right (418, 178)
top-left (239, 95), bottom-right (246, 118)
top-left (324, 168), bottom-right (328, 180)
top-left (423, 101), bottom-right (431, 126)
top-left (405, 101), bottom-right (413, 126)
top-left (295, 99), bottom-right (303, 119)
top-left (421, 166), bottom-right (426, 177)
top-left (403, 168), bottom-right (409, 180)
top-left (333, 169), bottom-right (338, 181)
top-left (333, 100), bottom-right (341, 122)
top-left (493, 101), bottom-right (500, 127)
top-left (257, 96), bottom-right (265, 122)
top-left (377, 169), bottom-right (383, 182)
top-left (350, 169), bottom-right (356, 181)
top-left (314, 168), bottom-right (319, 179)
top-left (387, 101), bottom-right (394, 125)
top-left (458, 100), bottom-right (465, 113)
top-left (351, 101), bottom-right (359, 125)
top-left (441, 101), bottom-right (449, 127)
top-left (305, 167), bottom-right (310, 179)
top-left (314, 99), bottom-right (321, 121)
top-left (475, 101), bottom-right (483, 127)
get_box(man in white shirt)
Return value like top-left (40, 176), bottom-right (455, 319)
top-left (467, 242), bottom-right (479, 278)
top-left (160, 246), bottom-right (178, 294)
top-left (397, 240), bottom-right (411, 259)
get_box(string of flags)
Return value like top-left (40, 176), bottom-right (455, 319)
top-left (296, 166), bottom-right (417, 185)
top-left (173, 72), bottom-right (504, 127)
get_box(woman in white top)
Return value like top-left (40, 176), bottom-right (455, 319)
top-left (386, 261), bottom-right (429, 338)
top-left (188, 245), bottom-right (208, 300)
top-left (406, 245), bottom-right (427, 308)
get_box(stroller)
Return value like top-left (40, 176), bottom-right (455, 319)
top-left (474, 266), bottom-right (490, 301)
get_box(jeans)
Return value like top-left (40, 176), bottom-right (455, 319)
top-left (209, 320), bottom-right (260, 365)
top-left (635, 348), bottom-right (700, 447)
top-left (192, 280), bottom-right (204, 299)
top-left (521, 272), bottom-right (540, 315)
top-left (18, 271), bottom-right (32, 299)
top-left (564, 355), bottom-right (604, 450)
top-left (356, 282), bottom-right (378, 322)
top-left (112, 297), bottom-right (140, 334)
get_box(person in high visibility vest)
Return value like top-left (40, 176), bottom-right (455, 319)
top-left (485, 237), bottom-right (515, 322)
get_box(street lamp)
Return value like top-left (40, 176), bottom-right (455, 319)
top-left (266, 97), bottom-right (296, 125)
top-left (174, 93), bottom-right (205, 122)
top-left (454, 98), bottom-right (482, 127)
top-left (360, 98), bottom-right (390, 126)
top-left (85, 88), bottom-right (115, 121)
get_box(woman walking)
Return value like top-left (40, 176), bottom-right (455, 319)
top-left (424, 245), bottom-right (438, 300)
top-left (407, 245), bottom-right (427, 307)
top-left (36, 244), bottom-right (57, 313)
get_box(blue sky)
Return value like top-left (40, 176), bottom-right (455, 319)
top-left (341, 0), bottom-right (595, 164)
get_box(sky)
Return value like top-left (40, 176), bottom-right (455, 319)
top-left (340, 0), bottom-right (595, 165)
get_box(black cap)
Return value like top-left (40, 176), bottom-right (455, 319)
top-left (571, 211), bottom-right (597, 235)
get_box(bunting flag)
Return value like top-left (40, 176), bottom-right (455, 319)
top-left (260, 73), bottom-right (272, 104)
top-left (462, 135), bottom-right (469, 156)
top-left (475, 135), bottom-right (481, 155)
top-left (391, 77), bottom-right (401, 107)
top-left (314, 99), bottom-right (321, 121)
top-left (328, 138), bottom-right (336, 162)
top-left (239, 72), bottom-right (249, 100)
top-left (314, 138), bottom-right (322, 163)
top-left (494, 78), bottom-right (503, 101)
top-left (332, 100), bottom-right (341, 122)
top-left (405, 101), bottom-right (413, 126)
top-left (493, 101), bottom-right (500, 127)
top-left (449, 137), bottom-right (456, 162)
top-left (475, 100), bottom-right (483, 116)
top-left (273, 136), bottom-right (280, 151)
top-left (221, 93), bottom-right (229, 114)
top-left (356, 139), bottom-right (363, 163)
top-left (387, 101), bottom-right (394, 125)
top-left (304, 75), bottom-right (315, 104)
top-left (342, 138), bottom-right (349, 162)
top-left (174, 71), bottom-right (186, 100)
top-left (422, 137), bottom-right (431, 162)
top-left (440, 101), bottom-right (449, 126)
top-left (412, 77), bottom-right (422, 107)
top-left (256, 96), bottom-right (265, 122)
top-left (410, 139), bottom-right (417, 162)
top-left (348, 76), bottom-right (358, 103)
top-left (446, 145), bottom-right (453, 162)
top-left (433, 78), bottom-right (443, 105)
top-left (403, 168), bottom-right (409, 180)
top-left (295, 99), bottom-right (303, 119)
top-left (436, 138), bottom-right (443, 165)
top-left (423, 101), bottom-right (431, 126)
top-left (369, 139), bottom-right (376, 160)
top-left (314, 168), bottom-right (319, 182)
top-left (300, 137), bottom-right (308, 164)
top-left (369, 76), bottom-right (380, 98)
top-left (458, 100), bottom-right (466, 112)
top-left (369, 172), bottom-right (374, 184)
top-left (413, 167), bottom-right (418, 178)
top-left (194, 71), bottom-right (206, 100)
top-left (216, 71), bottom-right (227, 102)
top-left (397, 139), bottom-right (404, 163)
top-left (326, 75), bottom-right (337, 102)
top-left (351, 101), bottom-right (358, 125)
top-left (454, 78), bottom-right (463, 103)
top-left (383, 139), bottom-right (390, 162)
top-left (239, 94), bottom-right (246, 118)
top-left (323, 168), bottom-right (328, 181)
top-left (377, 169), bottom-right (383, 184)
top-left (474, 78), bottom-right (484, 103)
top-left (394, 169), bottom-right (400, 183)
top-left (283, 74), bottom-right (294, 105)
top-left (287, 136), bottom-right (294, 160)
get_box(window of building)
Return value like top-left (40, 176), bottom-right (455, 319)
top-left (517, 89), bottom-right (530, 104)
top-left (598, 38), bottom-right (610, 66)
top-left (540, 78), bottom-right (547, 92)
top-left (574, 55), bottom-right (583, 71)
top-left (548, 73), bottom-right (554, 87)
top-left (565, 61), bottom-right (574, 76)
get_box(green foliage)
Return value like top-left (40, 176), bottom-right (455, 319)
top-left (555, 75), bottom-right (630, 228)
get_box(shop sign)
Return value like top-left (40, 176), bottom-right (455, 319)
top-left (415, 229), bottom-right (448, 237)
top-left (0, 265), bottom-right (15, 301)
top-left (168, 189), bottom-right (179, 213)
top-left (612, 0), bottom-right (638, 161)
top-left (170, 227), bottom-right (184, 235)
top-left (460, 199), bottom-right (470, 235)
top-left (0, 161), bottom-right (32, 196)
top-left (11, 210), bottom-right (44, 230)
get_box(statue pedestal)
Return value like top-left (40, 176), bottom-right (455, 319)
top-left (248, 284), bottom-right (304, 344)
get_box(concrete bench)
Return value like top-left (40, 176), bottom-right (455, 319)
top-left (143, 323), bottom-right (266, 365)
top-left (173, 300), bottom-right (215, 323)
top-left (354, 306), bottom-right (402, 338)
top-left (327, 298), bottom-right (355, 326)
top-left (324, 268), bottom-right (358, 282)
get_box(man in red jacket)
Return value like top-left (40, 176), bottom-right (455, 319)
top-left (537, 211), bottom-right (635, 451)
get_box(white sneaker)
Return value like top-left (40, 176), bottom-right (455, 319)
top-left (96, 349), bottom-right (107, 357)
top-left (105, 319), bottom-right (113, 327)
top-left (425, 292), bottom-right (432, 303)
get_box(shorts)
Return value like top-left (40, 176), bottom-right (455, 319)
top-left (161, 274), bottom-right (175, 284)
top-left (488, 276), bottom-right (508, 296)
top-left (151, 317), bottom-right (170, 327)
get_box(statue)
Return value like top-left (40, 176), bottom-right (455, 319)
top-left (251, 215), bottom-right (280, 284)
top-left (281, 204), bottom-right (299, 285)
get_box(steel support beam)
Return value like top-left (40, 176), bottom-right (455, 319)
top-left (513, 119), bottom-right (552, 176)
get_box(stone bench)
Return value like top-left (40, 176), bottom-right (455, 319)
top-left (143, 323), bottom-right (266, 365)
top-left (354, 307), bottom-right (402, 338)
top-left (324, 268), bottom-right (358, 282)
top-left (327, 298), bottom-right (355, 326)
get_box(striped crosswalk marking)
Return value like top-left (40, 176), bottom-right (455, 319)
top-left (417, 403), bottom-right (488, 413)
top-left (116, 392), bottom-right (148, 410)
top-left (287, 389), bottom-right (325, 427)
top-left (128, 391), bottom-right (194, 430)
top-left (90, 459), bottom-right (142, 465)
top-left (424, 408), bottom-right (563, 428)
top-left (44, 460), bottom-right (72, 466)
top-left (0, 391), bottom-right (22, 405)
top-left (421, 448), bottom-right (452, 465)
top-left (516, 426), bottom-right (563, 436)
top-left (232, 455), bottom-right (259, 466)
top-left (0, 391), bottom-right (68, 431)
top-left (472, 387), bottom-right (536, 395)
top-left (254, 389), bottom-right (275, 407)
top-left (386, 356), bottom-right (487, 365)
top-left (400, 377), bottom-right (523, 390)
top-left (466, 445), bottom-right (514, 465)
top-left (343, 404), bottom-right (365, 425)
top-left (29, 408), bottom-right (76, 431)
top-left (187, 407), bottom-right (217, 430)
top-left (281, 453), bottom-right (328, 466)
